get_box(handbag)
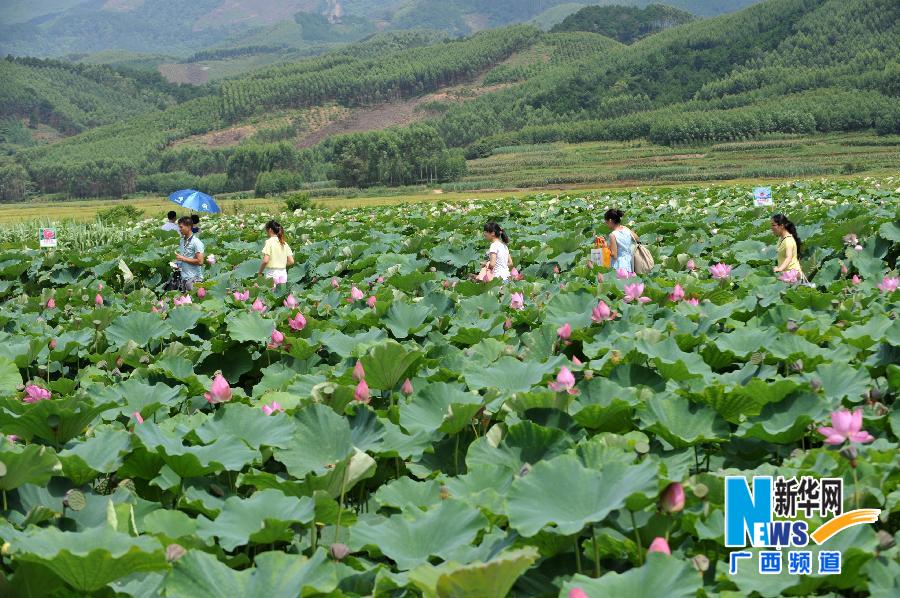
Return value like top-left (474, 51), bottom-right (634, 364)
top-left (630, 231), bottom-right (655, 274)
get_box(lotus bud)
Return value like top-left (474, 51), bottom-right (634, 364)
top-left (329, 543), bottom-right (350, 561)
top-left (367, 296), bottom-right (376, 308)
top-left (46, 297), bottom-right (56, 309)
top-left (197, 287), bottom-right (206, 298)
top-left (690, 554), bottom-right (710, 572)
top-left (557, 323), bottom-right (572, 340)
top-left (810, 378), bottom-right (822, 392)
top-left (116, 356), bottom-right (124, 369)
top-left (401, 378), bottom-right (413, 396)
top-left (439, 485), bottom-right (450, 500)
top-left (790, 359), bottom-right (803, 372)
top-left (517, 463), bottom-right (532, 478)
top-left (49, 339), bottom-right (57, 350)
top-left (647, 537), bottom-right (671, 555)
top-left (166, 544), bottom-right (186, 562)
top-left (568, 589), bottom-right (589, 598)
top-left (660, 482), bottom-right (686, 514)
top-left (583, 369), bottom-right (594, 380)
top-left (876, 530), bottom-right (896, 552)
top-left (353, 360), bottom-right (365, 382)
top-left (786, 320), bottom-right (798, 332)
top-left (354, 379), bottom-right (370, 403)
top-left (95, 294), bottom-right (103, 306)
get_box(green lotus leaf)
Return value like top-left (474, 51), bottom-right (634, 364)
top-left (440, 464), bottom-right (513, 516)
top-left (193, 403), bottom-right (296, 449)
top-left (543, 291), bottom-right (597, 328)
top-left (274, 403), bottom-right (353, 478)
top-left (0, 443), bottom-right (61, 491)
top-left (350, 499), bottom-right (487, 570)
top-left (226, 311), bottom-right (276, 344)
top-left (409, 547), bottom-right (539, 598)
top-left (814, 362), bottom-right (871, 402)
top-left (0, 356), bottom-right (22, 397)
top-left (571, 378), bottom-right (639, 432)
top-left (738, 393), bottom-right (827, 444)
top-left (319, 328), bottom-right (386, 356)
top-left (196, 489), bottom-right (314, 551)
top-left (164, 548), bottom-right (338, 597)
top-left (373, 478), bottom-right (443, 511)
top-left (2, 524), bottom-right (167, 592)
top-left (0, 396), bottom-right (113, 445)
top-left (636, 338), bottom-right (713, 382)
top-left (465, 420), bottom-right (574, 475)
top-left (712, 327), bottom-right (772, 358)
top-left (507, 455), bottom-right (657, 537)
top-left (134, 422), bottom-right (258, 477)
top-left (382, 301), bottom-right (434, 339)
top-left (561, 554), bottom-right (701, 598)
top-left (105, 311), bottom-right (171, 348)
top-left (97, 379), bottom-right (184, 421)
top-left (359, 340), bottom-right (423, 390)
top-left (464, 356), bottom-right (564, 393)
top-left (348, 405), bottom-right (386, 452)
top-left (58, 426), bottom-right (132, 485)
top-left (400, 382), bottom-right (483, 436)
top-left (165, 306), bottom-right (204, 335)
top-left (638, 395), bottom-right (729, 448)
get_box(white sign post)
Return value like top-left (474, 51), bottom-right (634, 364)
top-left (39, 228), bottom-right (57, 248)
top-left (753, 187), bottom-right (773, 207)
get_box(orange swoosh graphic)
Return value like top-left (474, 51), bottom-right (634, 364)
top-left (810, 509), bottom-right (881, 545)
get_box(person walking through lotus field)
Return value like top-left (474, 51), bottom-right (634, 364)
top-left (258, 220), bottom-right (294, 285)
top-left (771, 213), bottom-right (803, 278)
top-left (175, 216), bottom-right (205, 291)
top-left (161, 210), bottom-right (179, 231)
top-left (605, 208), bottom-right (638, 273)
top-left (478, 222), bottom-right (513, 282)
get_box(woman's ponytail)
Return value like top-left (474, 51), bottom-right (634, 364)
top-left (265, 220), bottom-right (286, 246)
top-left (773, 214), bottom-right (801, 253)
top-left (484, 221), bottom-right (509, 245)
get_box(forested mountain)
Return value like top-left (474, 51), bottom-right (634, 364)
top-left (0, 0), bottom-right (897, 201)
top-left (551, 4), bottom-right (696, 42)
top-left (0, 0), bottom-right (763, 57)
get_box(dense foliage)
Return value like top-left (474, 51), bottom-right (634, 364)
top-left (0, 179), bottom-right (897, 596)
top-left (550, 4), bottom-right (696, 43)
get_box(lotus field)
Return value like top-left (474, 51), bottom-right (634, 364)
top-left (1, 178), bottom-right (899, 597)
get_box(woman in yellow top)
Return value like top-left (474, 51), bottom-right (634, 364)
top-left (257, 220), bottom-right (294, 285)
top-left (771, 213), bottom-right (803, 277)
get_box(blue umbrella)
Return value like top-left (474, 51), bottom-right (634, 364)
top-left (168, 189), bottom-right (221, 214)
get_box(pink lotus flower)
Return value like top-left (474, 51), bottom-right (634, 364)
top-left (197, 287), bottom-right (206, 298)
top-left (353, 360), bottom-right (365, 382)
top-left (854, 244), bottom-right (863, 251)
top-left (204, 374), bottom-right (232, 404)
top-left (591, 300), bottom-right (613, 322)
top-left (553, 265), bottom-right (560, 274)
top-left (779, 270), bottom-right (800, 284)
top-left (367, 296), bottom-right (377, 308)
top-left (568, 589), bottom-right (589, 598)
top-left (851, 275), bottom-right (861, 285)
top-left (95, 293), bottom-right (104, 306)
top-left (648, 537), bottom-right (671, 555)
top-left (3, 434), bottom-right (20, 443)
top-left (669, 284), bottom-right (685, 302)
top-left (818, 409), bottom-right (874, 445)
top-left (284, 294), bottom-right (298, 309)
top-left (686, 259), bottom-right (696, 271)
top-left (46, 297), bottom-right (56, 309)
top-left (572, 356), bottom-right (582, 366)
top-left (354, 379), bottom-right (370, 403)
top-left (49, 339), bottom-right (57, 350)
top-left (548, 367), bottom-right (578, 395)
top-left (709, 263), bottom-right (732, 280)
top-left (252, 298), bottom-right (266, 313)
top-left (331, 277), bottom-right (340, 288)
top-left (289, 311), bottom-right (307, 331)
top-left (510, 293), bottom-right (525, 311)
top-left (376, 276), bottom-right (384, 283)
top-left (261, 401), bottom-right (284, 416)
top-left (843, 233), bottom-right (858, 246)
top-left (151, 306), bottom-right (159, 313)
top-left (615, 268), bottom-right (633, 280)
top-left (503, 318), bottom-right (512, 330)
top-left (233, 290), bottom-right (250, 301)
top-left (685, 298), bottom-right (699, 306)
top-left (877, 277), bottom-right (899, 293)
top-left (173, 295), bottom-right (192, 306)
top-left (623, 283), bottom-right (650, 304)
top-left (661, 482), bottom-right (685, 514)
top-left (132, 412), bottom-right (144, 425)
top-left (269, 329), bottom-right (285, 348)
top-left (557, 323), bottom-right (572, 340)
top-left (207, 255), bottom-right (216, 265)
top-left (587, 260), bottom-right (594, 269)
top-left (23, 384), bottom-right (51, 403)
top-left (510, 268), bottom-right (523, 281)
top-left (401, 378), bottom-right (414, 395)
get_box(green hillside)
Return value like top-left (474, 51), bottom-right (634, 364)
top-left (0, 0), bottom-right (764, 57)
top-left (551, 4), bottom-right (697, 42)
top-left (1, 0), bottom-right (897, 201)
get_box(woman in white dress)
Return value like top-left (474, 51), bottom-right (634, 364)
top-left (481, 222), bottom-right (513, 282)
